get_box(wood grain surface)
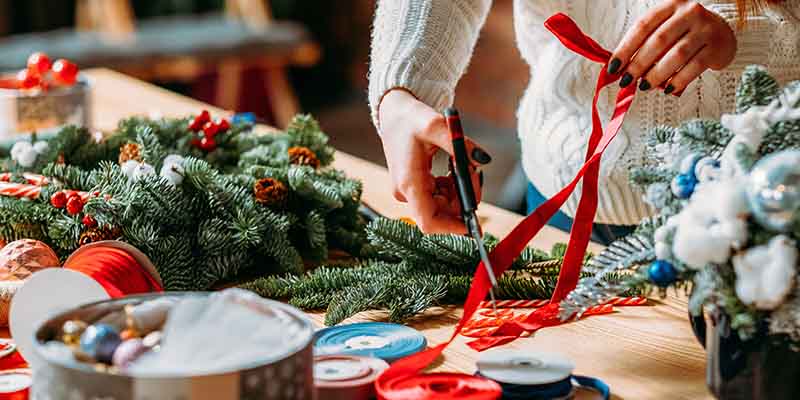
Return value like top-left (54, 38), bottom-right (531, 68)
top-left (85, 68), bottom-right (711, 399)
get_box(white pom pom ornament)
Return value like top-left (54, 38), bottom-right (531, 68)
top-left (733, 235), bottom-right (797, 310)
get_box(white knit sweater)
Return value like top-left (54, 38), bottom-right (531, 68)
top-left (368, 0), bottom-right (800, 225)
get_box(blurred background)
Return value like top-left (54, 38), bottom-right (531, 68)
top-left (0, 0), bottom-right (529, 213)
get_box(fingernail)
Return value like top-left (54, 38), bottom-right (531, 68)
top-left (664, 84), bottom-right (675, 95)
top-left (471, 148), bottom-right (492, 164)
top-left (619, 73), bottom-right (633, 88)
top-left (639, 79), bottom-right (651, 91)
top-left (607, 58), bottom-right (622, 75)
top-left (479, 170), bottom-right (484, 187)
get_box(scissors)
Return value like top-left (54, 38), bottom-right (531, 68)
top-left (443, 107), bottom-right (499, 316)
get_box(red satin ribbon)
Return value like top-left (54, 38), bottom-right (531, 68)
top-left (376, 13), bottom-right (637, 399)
top-left (64, 246), bottom-right (163, 298)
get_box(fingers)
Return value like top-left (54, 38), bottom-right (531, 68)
top-left (642, 34), bottom-right (704, 92)
top-left (415, 114), bottom-right (492, 166)
top-left (608, 2), bottom-right (674, 75)
top-left (623, 16), bottom-right (693, 90)
top-left (405, 180), bottom-right (466, 234)
top-left (666, 52), bottom-right (708, 95)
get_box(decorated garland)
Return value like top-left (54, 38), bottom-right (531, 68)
top-left (565, 66), bottom-right (800, 342)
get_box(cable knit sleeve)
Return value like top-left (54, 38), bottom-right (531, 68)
top-left (703, 0), bottom-right (777, 69)
top-left (368, 0), bottom-right (493, 130)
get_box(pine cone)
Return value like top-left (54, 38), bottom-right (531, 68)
top-left (79, 229), bottom-right (105, 246)
top-left (288, 146), bottom-right (320, 169)
top-left (118, 143), bottom-right (142, 164)
top-left (254, 178), bottom-right (288, 207)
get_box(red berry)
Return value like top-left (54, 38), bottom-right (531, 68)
top-left (197, 110), bottom-right (211, 124)
top-left (27, 52), bottom-right (51, 76)
top-left (216, 118), bottom-right (230, 133)
top-left (50, 191), bottom-right (67, 208)
top-left (199, 137), bottom-right (217, 152)
top-left (82, 214), bottom-right (97, 228)
top-left (66, 195), bottom-right (84, 215)
top-left (202, 121), bottom-right (219, 137)
top-left (51, 59), bottom-right (78, 85)
top-left (16, 69), bottom-right (40, 89)
top-left (188, 118), bottom-right (203, 132)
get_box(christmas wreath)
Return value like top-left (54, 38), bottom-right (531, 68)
top-left (566, 66), bottom-right (800, 341)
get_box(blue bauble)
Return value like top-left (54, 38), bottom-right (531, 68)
top-left (671, 174), bottom-right (697, 199)
top-left (79, 323), bottom-right (121, 363)
top-left (747, 150), bottom-right (800, 232)
top-left (648, 260), bottom-right (678, 287)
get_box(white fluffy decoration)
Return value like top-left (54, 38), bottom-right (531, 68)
top-left (121, 160), bottom-right (139, 178)
top-left (32, 141), bottom-right (48, 154)
top-left (10, 142), bottom-right (36, 168)
top-left (733, 235), bottom-right (798, 310)
top-left (159, 155), bottom-right (185, 186)
top-left (671, 179), bottom-right (750, 269)
top-left (131, 163), bottom-right (155, 182)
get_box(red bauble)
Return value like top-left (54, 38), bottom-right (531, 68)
top-left (188, 110), bottom-right (211, 132)
top-left (16, 69), bottom-right (40, 90)
top-left (202, 121), bottom-right (219, 137)
top-left (216, 118), bottom-right (230, 133)
top-left (199, 137), bottom-right (217, 152)
top-left (65, 195), bottom-right (84, 215)
top-left (82, 214), bottom-right (97, 228)
top-left (52, 59), bottom-right (78, 85)
top-left (50, 191), bottom-right (67, 209)
top-left (26, 52), bottom-right (51, 77)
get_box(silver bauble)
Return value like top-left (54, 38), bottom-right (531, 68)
top-left (746, 150), bottom-right (800, 232)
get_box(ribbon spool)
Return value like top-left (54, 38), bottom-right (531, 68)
top-left (314, 355), bottom-right (389, 400)
top-left (10, 240), bottom-right (162, 366)
top-left (0, 369), bottom-right (31, 400)
top-left (379, 372), bottom-right (502, 400)
top-left (476, 349), bottom-right (609, 400)
top-left (314, 322), bottom-right (427, 363)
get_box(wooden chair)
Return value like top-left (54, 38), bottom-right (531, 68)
top-left (0, 0), bottom-right (319, 127)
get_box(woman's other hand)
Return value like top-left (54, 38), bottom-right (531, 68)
top-left (378, 89), bottom-right (489, 234)
top-left (608, 0), bottom-right (737, 95)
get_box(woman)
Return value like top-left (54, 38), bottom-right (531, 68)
top-left (369, 0), bottom-right (798, 243)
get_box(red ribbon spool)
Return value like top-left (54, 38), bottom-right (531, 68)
top-left (63, 242), bottom-right (163, 298)
top-left (376, 13), bottom-right (639, 399)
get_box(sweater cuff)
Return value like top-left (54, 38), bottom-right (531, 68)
top-left (705, 2), bottom-right (775, 69)
top-left (369, 67), bottom-right (454, 133)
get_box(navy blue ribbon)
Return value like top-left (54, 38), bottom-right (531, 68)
top-left (477, 372), bottom-right (610, 400)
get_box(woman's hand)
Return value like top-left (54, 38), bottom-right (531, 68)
top-left (608, 0), bottom-right (737, 95)
top-left (378, 89), bottom-right (490, 234)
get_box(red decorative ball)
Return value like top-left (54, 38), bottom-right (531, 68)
top-left (188, 110), bottom-right (211, 132)
top-left (16, 69), bottom-right (40, 90)
top-left (52, 59), bottom-right (78, 85)
top-left (50, 191), bottom-right (68, 209)
top-left (27, 52), bottom-right (51, 77)
top-left (82, 214), bottom-right (97, 228)
top-left (202, 121), bottom-right (219, 137)
top-left (199, 137), bottom-right (217, 152)
top-left (216, 118), bottom-right (230, 133)
top-left (66, 195), bottom-right (84, 215)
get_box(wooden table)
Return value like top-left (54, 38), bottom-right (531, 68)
top-left (85, 68), bottom-right (710, 399)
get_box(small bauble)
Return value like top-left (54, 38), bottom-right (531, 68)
top-left (671, 174), bottom-right (696, 199)
top-left (62, 320), bottom-right (88, 346)
top-left (199, 137), bottom-right (217, 152)
top-left (202, 121), bottom-right (219, 137)
top-left (648, 260), bottom-right (678, 287)
top-left (50, 191), bottom-right (67, 209)
top-left (288, 146), bottom-right (320, 169)
top-left (216, 118), bottom-right (230, 133)
top-left (253, 178), bottom-right (288, 207)
top-left (51, 59), bottom-right (78, 85)
top-left (82, 214), bottom-right (97, 228)
top-left (746, 150), bottom-right (800, 232)
top-left (118, 143), bottom-right (142, 165)
top-left (112, 338), bottom-right (147, 367)
top-left (131, 163), bottom-right (156, 182)
top-left (80, 323), bottom-right (121, 363)
top-left (188, 110), bottom-right (211, 132)
top-left (0, 239), bottom-right (59, 281)
top-left (66, 195), bottom-right (84, 215)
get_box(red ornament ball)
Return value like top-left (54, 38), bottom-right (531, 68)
top-left (16, 69), bottom-right (40, 90)
top-left (82, 214), bottom-right (97, 228)
top-left (66, 195), bottom-right (84, 215)
top-left (50, 191), bottom-right (68, 209)
top-left (216, 118), bottom-right (230, 133)
top-left (27, 52), bottom-right (51, 77)
top-left (52, 59), bottom-right (78, 85)
top-left (202, 121), bottom-right (219, 137)
top-left (188, 110), bottom-right (211, 132)
top-left (199, 137), bottom-right (217, 152)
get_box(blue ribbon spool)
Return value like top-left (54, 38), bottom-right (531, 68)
top-left (313, 322), bottom-right (426, 363)
top-left (476, 349), bottom-right (610, 400)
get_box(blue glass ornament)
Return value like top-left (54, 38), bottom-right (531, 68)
top-left (79, 323), bottom-right (122, 363)
top-left (231, 112), bottom-right (256, 125)
top-left (648, 260), bottom-right (678, 287)
top-left (671, 174), bottom-right (697, 199)
top-left (747, 150), bottom-right (800, 232)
